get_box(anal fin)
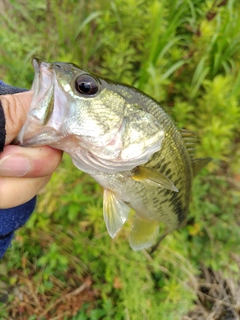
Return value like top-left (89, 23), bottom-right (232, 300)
top-left (103, 189), bottom-right (130, 238)
top-left (129, 215), bottom-right (159, 251)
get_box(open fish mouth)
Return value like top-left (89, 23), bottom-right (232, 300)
top-left (17, 59), bottom-right (68, 146)
top-left (28, 59), bottom-right (54, 122)
top-left (28, 59), bottom-right (56, 126)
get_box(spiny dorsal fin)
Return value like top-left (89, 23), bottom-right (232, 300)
top-left (131, 166), bottom-right (178, 192)
top-left (192, 157), bottom-right (212, 177)
top-left (180, 129), bottom-right (199, 158)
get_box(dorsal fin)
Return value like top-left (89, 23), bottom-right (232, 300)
top-left (180, 129), bottom-right (199, 158)
top-left (192, 157), bottom-right (212, 177)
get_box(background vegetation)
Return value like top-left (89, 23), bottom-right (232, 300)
top-left (0, 0), bottom-right (239, 319)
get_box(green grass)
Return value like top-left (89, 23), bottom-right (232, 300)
top-left (0, 0), bottom-right (240, 319)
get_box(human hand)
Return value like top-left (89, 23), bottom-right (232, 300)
top-left (0, 91), bottom-right (63, 208)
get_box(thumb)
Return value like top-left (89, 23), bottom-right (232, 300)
top-left (0, 91), bottom-right (33, 145)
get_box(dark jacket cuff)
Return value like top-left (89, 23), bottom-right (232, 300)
top-left (0, 233), bottom-right (14, 259)
top-left (0, 197), bottom-right (36, 236)
top-left (0, 196), bottom-right (36, 259)
top-left (0, 100), bottom-right (5, 152)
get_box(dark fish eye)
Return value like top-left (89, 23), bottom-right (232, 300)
top-left (75, 74), bottom-right (99, 95)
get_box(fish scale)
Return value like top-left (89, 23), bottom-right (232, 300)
top-left (17, 59), bottom-right (212, 251)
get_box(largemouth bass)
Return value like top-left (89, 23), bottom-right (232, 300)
top-left (18, 59), bottom-right (211, 251)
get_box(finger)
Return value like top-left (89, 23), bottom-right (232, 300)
top-left (0, 91), bottom-right (33, 144)
top-left (0, 145), bottom-right (63, 178)
top-left (0, 175), bottom-right (51, 209)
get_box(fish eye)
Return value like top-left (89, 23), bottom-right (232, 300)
top-left (75, 74), bottom-right (99, 95)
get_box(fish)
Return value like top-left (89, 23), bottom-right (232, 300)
top-left (17, 59), bottom-right (211, 251)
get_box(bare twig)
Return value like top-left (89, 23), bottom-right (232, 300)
top-left (39, 280), bottom-right (91, 318)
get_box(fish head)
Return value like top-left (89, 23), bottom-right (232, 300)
top-left (18, 59), bottom-right (165, 173)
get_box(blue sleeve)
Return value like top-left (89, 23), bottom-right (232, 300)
top-left (0, 198), bottom-right (36, 259)
top-left (0, 81), bottom-right (36, 259)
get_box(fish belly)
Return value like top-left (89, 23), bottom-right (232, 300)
top-left (91, 171), bottom-right (181, 230)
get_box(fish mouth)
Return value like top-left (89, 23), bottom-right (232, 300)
top-left (31, 58), bottom-right (54, 124)
top-left (17, 59), bottom-right (60, 146)
top-left (31, 58), bottom-right (53, 98)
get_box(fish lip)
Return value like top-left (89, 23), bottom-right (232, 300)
top-left (31, 58), bottom-right (53, 91)
top-left (32, 57), bottom-right (41, 68)
top-left (19, 126), bottom-right (61, 147)
top-left (31, 58), bottom-right (40, 95)
top-left (32, 58), bottom-right (40, 72)
top-left (32, 58), bottom-right (49, 70)
top-left (32, 58), bottom-right (48, 92)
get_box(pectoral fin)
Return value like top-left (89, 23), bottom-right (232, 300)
top-left (129, 215), bottom-right (159, 251)
top-left (103, 189), bottom-right (130, 238)
top-left (131, 166), bottom-right (178, 192)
